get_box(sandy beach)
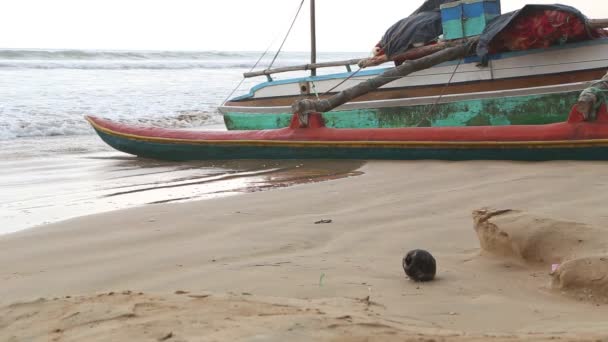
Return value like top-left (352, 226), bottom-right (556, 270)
top-left (3, 160), bottom-right (608, 341)
top-left (3, 1), bottom-right (608, 339)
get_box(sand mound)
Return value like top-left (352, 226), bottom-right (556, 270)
top-left (552, 257), bottom-right (608, 302)
top-left (472, 208), bottom-right (607, 264)
top-left (1, 291), bottom-right (603, 342)
top-left (473, 208), bottom-right (608, 302)
top-left (0, 291), bottom-right (392, 342)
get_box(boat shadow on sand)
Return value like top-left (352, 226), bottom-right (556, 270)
top-left (87, 158), bottom-right (366, 204)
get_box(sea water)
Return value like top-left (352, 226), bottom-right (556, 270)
top-left (0, 49), bottom-right (358, 140)
top-left (0, 49), bottom-right (364, 234)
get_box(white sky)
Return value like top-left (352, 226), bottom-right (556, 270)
top-left (2, 0), bottom-right (607, 52)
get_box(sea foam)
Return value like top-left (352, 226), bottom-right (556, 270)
top-left (0, 49), bottom-right (357, 140)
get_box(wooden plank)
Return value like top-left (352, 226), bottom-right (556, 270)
top-left (226, 69), bottom-right (606, 108)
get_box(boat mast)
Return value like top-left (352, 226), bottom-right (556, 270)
top-left (310, 0), bottom-right (317, 76)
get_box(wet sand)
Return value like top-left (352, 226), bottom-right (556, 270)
top-left (0, 135), bottom-right (363, 234)
top-left (2, 160), bottom-right (608, 341)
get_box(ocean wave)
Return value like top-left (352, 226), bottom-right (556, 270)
top-left (0, 61), bottom-right (265, 70)
top-left (0, 49), bottom-right (257, 60)
top-left (0, 49), bottom-right (358, 70)
top-left (0, 59), bottom-right (318, 70)
top-left (0, 112), bottom-right (222, 141)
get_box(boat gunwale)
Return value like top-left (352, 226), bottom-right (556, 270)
top-left (86, 116), bottom-right (608, 149)
top-left (219, 81), bottom-right (590, 114)
top-left (230, 38), bottom-right (608, 102)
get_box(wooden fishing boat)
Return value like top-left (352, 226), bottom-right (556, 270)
top-left (221, 40), bottom-right (608, 130)
top-left (87, 102), bottom-right (608, 161)
top-left (87, 1), bottom-right (608, 162)
top-left (219, 1), bottom-right (608, 130)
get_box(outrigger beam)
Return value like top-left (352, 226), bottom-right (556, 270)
top-left (292, 38), bottom-right (479, 115)
top-left (243, 59), bottom-right (364, 78)
top-left (589, 19), bottom-right (608, 29)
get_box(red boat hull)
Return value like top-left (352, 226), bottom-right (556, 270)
top-left (86, 105), bottom-right (608, 161)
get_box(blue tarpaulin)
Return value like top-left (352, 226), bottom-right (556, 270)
top-left (379, 11), bottom-right (443, 57)
top-left (379, 0), bottom-right (457, 58)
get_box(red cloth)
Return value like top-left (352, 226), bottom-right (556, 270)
top-left (489, 10), bottom-right (603, 54)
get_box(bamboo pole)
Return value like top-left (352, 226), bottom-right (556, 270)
top-left (292, 39), bottom-right (478, 115)
top-left (575, 72), bottom-right (608, 120)
top-left (244, 41), bottom-right (465, 78)
top-left (589, 19), bottom-right (608, 29)
top-left (358, 39), bottom-right (469, 68)
top-left (243, 58), bottom-right (364, 78)
top-left (310, 0), bottom-right (317, 76)
top-left (246, 18), bottom-right (608, 79)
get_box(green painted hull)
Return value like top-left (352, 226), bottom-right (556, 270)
top-left (95, 129), bottom-right (608, 162)
top-left (224, 91), bottom-right (579, 130)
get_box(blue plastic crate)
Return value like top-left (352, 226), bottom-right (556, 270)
top-left (441, 0), bottom-right (501, 40)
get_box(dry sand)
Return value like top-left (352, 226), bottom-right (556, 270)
top-left (2, 160), bottom-right (608, 341)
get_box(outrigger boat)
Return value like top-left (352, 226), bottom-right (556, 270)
top-left (87, 78), bottom-right (608, 161)
top-left (87, 1), bottom-right (608, 161)
top-left (219, 1), bottom-right (608, 130)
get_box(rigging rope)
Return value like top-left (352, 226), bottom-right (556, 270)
top-left (221, 0), bottom-right (305, 106)
top-left (414, 41), bottom-right (474, 127)
top-left (321, 18), bottom-right (443, 97)
top-left (322, 68), bottom-right (363, 95)
top-left (221, 46), bottom-right (275, 106)
top-left (416, 57), bottom-right (463, 126)
top-left (268, 0), bottom-right (306, 70)
top-left (320, 52), bottom-right (608, 98)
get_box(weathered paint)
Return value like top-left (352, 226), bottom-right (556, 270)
top-left (223, 91), bottom-right (579, 130)
top-left (442, 17), bottom-right (497, 40)
top-left (441, 0), bottom-right (501, 39)
top-left (88, 104), bottom-right (608, 162)
top-left (94, 128), bottom-right (608, 161)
